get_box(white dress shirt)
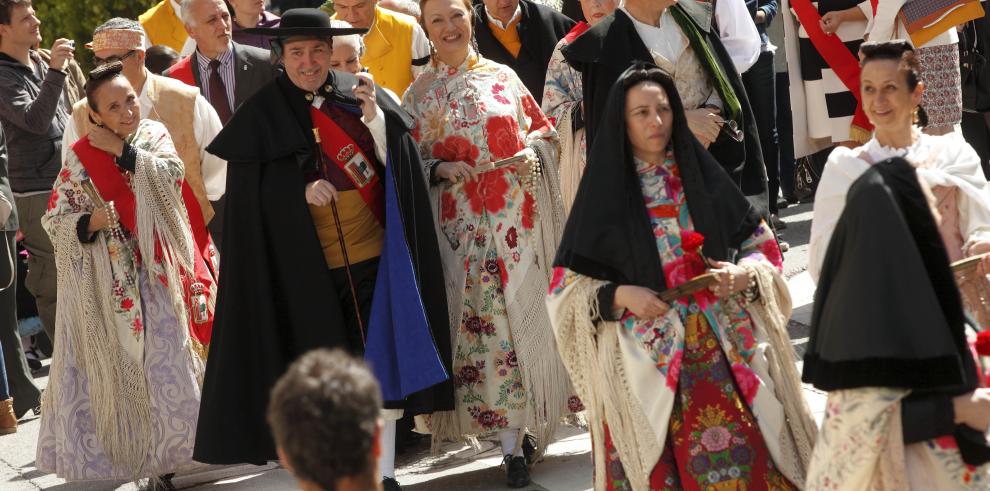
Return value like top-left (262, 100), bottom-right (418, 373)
top-left (621, 0), bottom-right (761, 75)
top-left (485, 3), bottom-right (523, 30)
top-left (61, 74), bottom-right (228, 200)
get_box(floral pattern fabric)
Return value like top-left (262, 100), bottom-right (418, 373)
top-left (549, 152), bottom-right (794, 489)
top-left (542, 36), bottom-right (587, 210)
top-left (402, 53), bottom-right (560, 434)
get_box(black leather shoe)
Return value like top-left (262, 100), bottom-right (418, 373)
top-left (382, 477), bottom-right (402, 491)
top-left (503, 455), bottom-right (530, 488)
top-left (521, 433), bottom-right (537, 465)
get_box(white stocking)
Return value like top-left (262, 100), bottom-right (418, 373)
top-left (499, 428), bottom-right (521, 456)
top-left (378, 419), bottom-right (397, 479)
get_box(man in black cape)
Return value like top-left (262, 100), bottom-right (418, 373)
top-left (193, 10), bottom-right (453, 489)
top-left (472, 0), bottom-right (574, 105)
top-left (562, 0), bottom-right (770, 213)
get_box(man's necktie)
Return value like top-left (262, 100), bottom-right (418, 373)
top-left (208, 59), bottom-right (233, 125)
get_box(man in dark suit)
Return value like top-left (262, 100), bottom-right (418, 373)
top-left (473, 0), bottom-right (574, 105)
top-left (165, 0), bottom-right (276, 248)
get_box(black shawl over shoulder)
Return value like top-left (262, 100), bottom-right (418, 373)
top-left (553, 64), bottom-right (760, 295)
top-left (473, 0), bottom-right (575, 105)
top-left (804, 158), bottom-right (990, 466)
top-left (194, 70), bottom-right (453, 465)
top-left (562, 6), bottom-right (769, 213)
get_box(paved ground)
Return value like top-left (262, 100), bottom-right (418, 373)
top-left (1, 203), bottom-right (821, 491)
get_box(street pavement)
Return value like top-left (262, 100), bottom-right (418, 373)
top-left (1, 202), bottom-right (824, 491)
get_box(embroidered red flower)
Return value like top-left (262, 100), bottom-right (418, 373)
top-left (491, 83), bottom-right (510, 105)
top-left (549, 267), bottom-right (567, 293)
top-left (411, 121), bottom-right (421, 143)
top-left (521, 94), bottom-right (552, 133)
top-left (975, 331), bottom-right (990, 357)
top-left (758, 235), bottom-right (784, 270)
top-left (568, 395), bottom-right (585, 412)
top-left (431, 135), bottom-right (480, 165)
top-left (731, 363), bottom-right (760, 405)
top-left (120, 298), bottom-right (134, 311)
top-left (505, 226), bottom-right (518, 249)
top-left (47, 189), bottom-right (59, 211)
top-left (485, 116), bottom-right (523, 159)
top-left (440, 191), bottom-right (458, 222)
top-left (681, 230), bottom-right (705, 255)
top-left (665, 350), bottom-right (682, 390)
top-left (456, 364), bottom-right (483, 386)
top-left (132, 317), bottom-right (143, 334)
top-left (521, 191), bottom-right (535, 230)
top-left (464, 172), bottom-right (509, 216)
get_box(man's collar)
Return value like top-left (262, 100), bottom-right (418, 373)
top-left (170, 0), bottom-right (184, 21)
top-left (485, 2), bottom-right (522, 30)
top-left (196, 43), bottom-right (235, 65)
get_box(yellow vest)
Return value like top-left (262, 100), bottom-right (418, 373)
top-left (488, 18), bottom-right (522, 58)
top-left (139, 1), bottom-right (188, 53)
top-left (335, 7), bottom-right (418, 97)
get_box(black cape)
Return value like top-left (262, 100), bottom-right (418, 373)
top-left (804, 158), bottom-right (990, 465)
top-left (554, 64), bottom-right (760, 293)
top-left (473, 0), bottom-right (575, 106)
top-left (562, 6), bottom-right (769, 213)
top-left (193, 71), bottom-right (453, 465)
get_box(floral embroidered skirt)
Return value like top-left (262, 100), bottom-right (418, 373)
top-left (602, 312), bottom-right (796, 490)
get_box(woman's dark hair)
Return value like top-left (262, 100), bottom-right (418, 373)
top-left (619, 66), bottom-right (687, 149)
top-left (859, 40), bottom-right (921, 89)
top-left (859, 40), bottom-right (927, 126)
top-left (84, 61), bottom-right (125, 111)
top-left (145, 44), bottom-right (180, 75)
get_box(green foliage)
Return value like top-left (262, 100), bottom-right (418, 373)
top-left (33, 0), bottom-right (159, 72)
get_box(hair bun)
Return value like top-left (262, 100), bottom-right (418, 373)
top-left (88, 61), bottom-right (124, 81)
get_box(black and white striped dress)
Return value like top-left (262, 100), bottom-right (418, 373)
top-left (795, 0), bottom-right (868, 143)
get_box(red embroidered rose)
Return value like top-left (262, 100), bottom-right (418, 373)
top-left (441, 191), bottom-right (458, 222)
top-left (758, 235), bottom-right (784, 270)
top-left (47, 189), bottom-right (59, 210)
top-left (549, 267), bottom-right (566, 293)
top-left (463, 314), bottom-right (496, 336)
top-left (681, 230), bottom-right (705, 255)
top-left (469, 407), bottom-right (509, 430)
top-left (485, 116), bottom-right (522, 160)
top-left (464, 171), bottom-right (510, 216)
top-left (431, 135), bottom-right (480, 165)
top-left (521, 94), bottom-right (552, 133)
top-left (521, 191), bottom-right (535, 230)
top-left (120, 298), bottom-right (134, 311)
top-left (132, 317), bottom-right (143, 334)
top-left (731, 363), bottom-right (760, 405)
top-left (976, 331), bottom-right (990, 356)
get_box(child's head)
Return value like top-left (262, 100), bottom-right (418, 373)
top-left (268, 349), bottom-right (383, 491)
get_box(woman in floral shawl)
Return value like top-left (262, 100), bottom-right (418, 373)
top-left (36, 63), bottom-right (208, 484)
top-left (402, 0), bottom-right (575, 487)
top-left (541, 0), bottom-right (617, 211)
top-left (547, 64), bottom-right (816, 491)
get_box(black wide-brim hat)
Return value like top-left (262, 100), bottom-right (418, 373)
top-left (241, 8), bottom-right (367, 38)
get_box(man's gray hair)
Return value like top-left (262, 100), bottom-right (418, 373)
top-left (180, 0), bottom-right (228, 27)
top-left (329, 20), bottom-right (365, 57)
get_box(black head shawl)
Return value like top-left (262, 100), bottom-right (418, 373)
top-left (803, 157), bottom-right (975, 393)
top-left (553, 64), bottom-right (761, 292)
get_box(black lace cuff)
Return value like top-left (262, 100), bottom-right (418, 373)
top-left (115, 142), bottom-right (137, 172)
top-left (76, 214), bottom-right (97, 243)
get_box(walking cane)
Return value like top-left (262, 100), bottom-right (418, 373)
top-left (313, 128), bottom-right (367, 347)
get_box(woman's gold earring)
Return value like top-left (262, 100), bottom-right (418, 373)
top-left (913, 107), bottom-right (920, 125)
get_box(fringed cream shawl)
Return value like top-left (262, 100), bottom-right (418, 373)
top-left (807, 388), bottom-right (990, 490)
top-left (41, 119), bottom-right (204, 479)
top-left (547, 249), bottom-right (817, 491)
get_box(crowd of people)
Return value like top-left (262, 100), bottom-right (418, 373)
top-left (1, 0), bottom-right (990, 490)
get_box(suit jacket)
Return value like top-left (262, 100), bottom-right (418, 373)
top-left (473, 0), bottom-right (575, 105)
top-left (165, 42), bottom-right (276, 111)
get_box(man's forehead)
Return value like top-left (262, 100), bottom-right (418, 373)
top-left (94, 48), bottom-right (132, 57)
top-left (335, 0), bottom-right (375, 8)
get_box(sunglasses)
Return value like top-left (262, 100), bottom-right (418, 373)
top-left (721, 118), bottom-right (744, 142)
top-left (93, 50), bottom-right (137, 66)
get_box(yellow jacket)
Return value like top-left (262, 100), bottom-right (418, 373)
top-left (139, 1), bottom-right (188, 53)
top-left (335, 7), bottom-right (420, 97)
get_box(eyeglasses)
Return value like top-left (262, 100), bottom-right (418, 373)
top-left (721, 118), bottom-right (744, 142)
top-left (93, 50), bottom-right (137, 66)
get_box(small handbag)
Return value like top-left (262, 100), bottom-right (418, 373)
top-left (793, 148), bottom-right (829, 203)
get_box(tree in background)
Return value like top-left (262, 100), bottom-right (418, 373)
top-left (34, 0), bottom-right (157, 72)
